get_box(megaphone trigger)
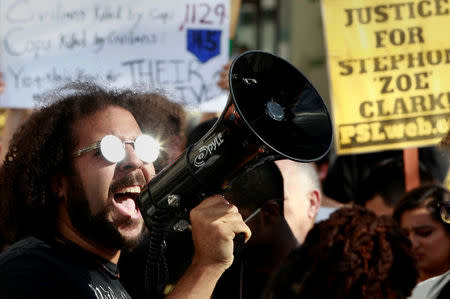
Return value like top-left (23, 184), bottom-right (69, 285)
top-left (233, 232), bottom-right (246, 257)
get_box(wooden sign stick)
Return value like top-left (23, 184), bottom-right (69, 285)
top-left (403, 147), bottom-right (420, 191)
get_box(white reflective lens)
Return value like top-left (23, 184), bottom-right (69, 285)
top-left (100, 135), bottom-right (126, 163)
top-left (134, 134), bottom-right (160, 163)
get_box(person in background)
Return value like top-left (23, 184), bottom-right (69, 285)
top-left (0, 82), bottom-right (251, 298)
top-left (213, 161), bottom-right (294, 299)
top-left (263, 206), bottom-right (418, 299)
top-left (217, 61), bottom-right (231, 91)
top-left (324, 147), bottom-right (449, 206)
top-left (393, 184), bottom-right (450, 283)
top-left (214, 160), bottom-right (321, 299)
top-left (311, 153), bottom-right (345, 222)
top-left (274, 160), bottom-right (321, 244)
top-left (405, 131), bottom-right (450, 299)
top-left (356, 157), bottom-right (435, 216)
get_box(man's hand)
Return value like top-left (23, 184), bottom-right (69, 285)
top-left (166, 195), bottom-right (251, 299)
top-left (190, 194), bottom-right (251, 270)
top-left (217, 61), bottom-right (231, 91)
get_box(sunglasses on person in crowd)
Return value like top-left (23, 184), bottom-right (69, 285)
top-left (73, 134), bottom-right (160, 163)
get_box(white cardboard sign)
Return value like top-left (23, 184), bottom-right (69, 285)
top-left (0, 0), bottom-right (230, 111)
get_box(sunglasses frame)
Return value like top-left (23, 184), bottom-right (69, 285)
top-left (72, 134), bottom-right (159, 163)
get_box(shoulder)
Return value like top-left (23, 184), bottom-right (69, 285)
top-left (0, 237), bottom-right (81, 297)
top-left (409, 271), bottom-right (450, 299)
top-left (0, 236), bottom-right (54, 267)
top-left (0, 237), bottom-right (62, 279)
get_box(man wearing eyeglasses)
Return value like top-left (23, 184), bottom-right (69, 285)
top-left (0, 82), bottom-right (251, 298)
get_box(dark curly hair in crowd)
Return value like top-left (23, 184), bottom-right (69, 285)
top-left (0, 82), bottom-right (137, 246)
top-left (393, 183), bottom-right (450, 233)
top-left (263, 206), bottom-right (418, 299)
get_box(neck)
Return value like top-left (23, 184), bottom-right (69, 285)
top-left (321, 195), bottom-right (344, 208)
top-left (56, 216), bottom-right (121, 264)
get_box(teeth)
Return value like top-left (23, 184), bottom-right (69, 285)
top-left (116, 186), bottom-right (141, 194)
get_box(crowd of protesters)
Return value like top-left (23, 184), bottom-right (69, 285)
top-left (0, 59), bottom-right (448, 299)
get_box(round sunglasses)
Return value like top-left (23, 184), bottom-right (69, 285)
top-left (72, 134), bottom-right (160, 163)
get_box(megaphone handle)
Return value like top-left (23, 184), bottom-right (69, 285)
top-left (233, 232), bottom-right (245, 256)
top-left (197, 191), bottom-right (245, 255)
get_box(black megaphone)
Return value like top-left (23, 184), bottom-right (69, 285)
top-left (137, 50), bottom-right (333, 229)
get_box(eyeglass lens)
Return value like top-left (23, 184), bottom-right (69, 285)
top-left (100, 135), bottom-right (159, 163)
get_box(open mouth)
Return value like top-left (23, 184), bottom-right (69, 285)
top-left (113, 186), bottom-right (142, 219)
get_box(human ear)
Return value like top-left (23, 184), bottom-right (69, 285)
top-left (51, 174), bottom-right (67, 199)
top-left (308, 190), bottom-right (321, 219)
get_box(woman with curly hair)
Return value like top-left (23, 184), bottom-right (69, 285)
top-left (263, 206), bottom-right (418, 299)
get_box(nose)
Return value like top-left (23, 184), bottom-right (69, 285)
top-left (118, 144), bottom-right (143, 172)
top-left (141, 163), bottom-right (156, 183)
top-left (409, 233), bottom-right (420, 249)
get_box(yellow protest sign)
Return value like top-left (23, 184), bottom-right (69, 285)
top-left (321, 0), bottom-right (450, 154)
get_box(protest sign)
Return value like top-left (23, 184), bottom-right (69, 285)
top-left (0, 0), bottom-right (230, 111)
top-left (321, 0), bottom-right (450, 154)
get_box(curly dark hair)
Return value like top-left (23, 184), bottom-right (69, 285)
top-left (263, 206), bottom-right (418, 299)
top-left (393, 183), bottom-right (450, 233)
top-left (122, 93), bottom-right (186, 172)
top-left (0, 82), bottom-right (138, 246)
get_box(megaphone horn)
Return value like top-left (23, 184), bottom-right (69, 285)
top-left (138, 50), bottom-right (333, 228)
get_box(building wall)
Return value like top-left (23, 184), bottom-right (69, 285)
top-left (289, 0), bottom-right (330, 109)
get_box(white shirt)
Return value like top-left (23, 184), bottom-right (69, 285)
top-left (409, 270), bottom-right (450, 299)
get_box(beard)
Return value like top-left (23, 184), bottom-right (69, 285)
top-left (65, 171), bottom-right (149, 251)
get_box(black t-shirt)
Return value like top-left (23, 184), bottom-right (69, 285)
top-left (0, 237), bottom-right (131, 299)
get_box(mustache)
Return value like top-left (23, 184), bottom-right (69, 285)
top-left (109, 171), bottom-right (147, 195)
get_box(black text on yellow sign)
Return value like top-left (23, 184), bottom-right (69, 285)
top-left (339, 113), bottom-right (449, 149)
top-left (321, 0), bottom-right (450, 154)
